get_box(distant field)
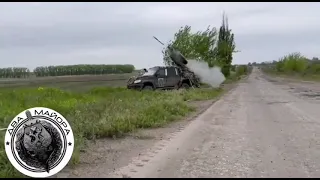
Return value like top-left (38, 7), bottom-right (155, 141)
top-left (0, 73), bottom-right (137, 92)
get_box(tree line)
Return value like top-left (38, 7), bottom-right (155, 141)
top-left (0, 64), bottom-right (135, 78)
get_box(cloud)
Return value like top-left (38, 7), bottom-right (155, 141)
top-left (0, 2), bottom-right (319, 70)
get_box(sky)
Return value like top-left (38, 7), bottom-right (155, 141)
top-left (0, 2), bottom-right (319, 70)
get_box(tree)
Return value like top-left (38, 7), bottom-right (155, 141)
top-left (162, 25), bottom-right (217, 67)
top-left (214, 13), bottom-right (237, 77)
top-left (161, 12), bottom-right (237, 77)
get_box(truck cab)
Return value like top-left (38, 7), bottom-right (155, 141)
top-left (127, 66), bottom-right (191, 90)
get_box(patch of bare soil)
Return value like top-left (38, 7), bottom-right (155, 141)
top-left (56, 80), bottom-right (241, 178)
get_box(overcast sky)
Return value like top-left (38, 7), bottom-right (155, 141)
top-left (0, 2), bottom-right (319, 70)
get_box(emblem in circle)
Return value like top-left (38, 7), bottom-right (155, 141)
top-left (4, 107), bottom-right (74, 178)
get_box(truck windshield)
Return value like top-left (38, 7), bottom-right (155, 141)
top-left (142, 67), bottom-right (158, 76)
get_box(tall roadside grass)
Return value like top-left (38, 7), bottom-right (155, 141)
top-left (0, 86), bottom-right (223, 177)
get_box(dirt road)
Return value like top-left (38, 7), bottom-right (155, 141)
top-left (107, 67), bottom-right (320, 178)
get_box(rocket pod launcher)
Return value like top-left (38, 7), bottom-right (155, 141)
top-left (126, 37), bottom-right (201, 90)
top-left (153, 36), bottom-right (200, 88)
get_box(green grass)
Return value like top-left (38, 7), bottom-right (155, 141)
top-left (0, 67), bottom-right (250, 178)
top-left (0, 86), bottom-right (224, 178)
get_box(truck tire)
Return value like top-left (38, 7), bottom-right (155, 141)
top-left (142, 85), bottom-right (154, 91)
top-left (181, 83), bottom-right (190, 89)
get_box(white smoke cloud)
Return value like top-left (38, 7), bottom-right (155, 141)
top-left (187, 60), bottom-right (225, 88)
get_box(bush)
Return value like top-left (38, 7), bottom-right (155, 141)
top-left (269, 52), bottom-right (309, 74)
top-left (261, 52), bottom-right (320, 81)
top-left (235, 65), bottom-right (248, 76)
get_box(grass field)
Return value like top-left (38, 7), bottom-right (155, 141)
top-left (0, 72), bottom-right (240, 178)
top-left (0, 73), bottom-right (137, 91)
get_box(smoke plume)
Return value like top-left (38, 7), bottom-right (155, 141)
top-left (186, 60), bottom-right (225, 88)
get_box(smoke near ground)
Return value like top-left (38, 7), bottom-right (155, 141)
top-left (187, 60), bottom-right (225, 88)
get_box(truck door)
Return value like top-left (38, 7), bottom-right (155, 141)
top-left (155, 68), bottom-right (166, 88)
top-left (166, 67), bottom-right (181, 87)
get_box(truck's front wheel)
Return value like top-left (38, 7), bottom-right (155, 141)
top-left (181, 83), bottom-right (190, 89)
top-left (142, 85), bottom-right (154, 91)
